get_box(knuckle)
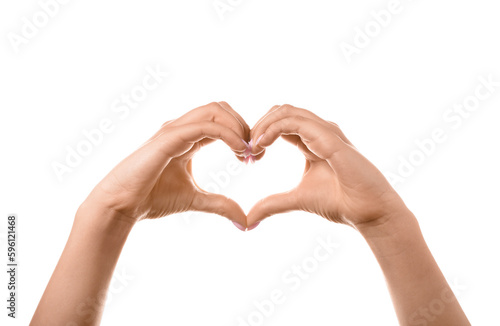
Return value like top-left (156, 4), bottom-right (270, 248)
top-left (216, 197), bottom-right (231, 217)
top-left (161, 120), bottom-right (173, 128)
top-left (202, 103), bottom-right (225, 122)
top-left (209, 102), bottom-right (223, 112)
top-left (207, 101), bottom-right (220, 108)
top-left (202, 102), bottom-right (222, 115)
top-left (329, 121), bottom-right (340, 129)
top-left (268, 105), bottom-right (281, 114)
top-left (280, 104), bottom-right (294, 115)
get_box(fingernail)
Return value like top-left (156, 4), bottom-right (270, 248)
top-left (255, 134), bottom-right (265, 147)
top-left (249, 156), bottom-right (256, 164)
top-left (247, 222), bottom-right (260, 231)
top-left (232, 221), bottom-right (246, 231)
top-left (244, 156), bottom-right (251, 165)
top-left (242, 139), bottom-right (252, 159)
top-left (241, 138), bottom-right (251, 152)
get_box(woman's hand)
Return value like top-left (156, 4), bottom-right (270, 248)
top-left (81, 101), bottom-right (251, 228)
top-left (248, 104), bottom-right (408, 229)
top-left (248, 105), bottom-right (470, 325)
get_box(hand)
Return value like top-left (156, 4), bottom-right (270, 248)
top-left (80, 102), bottom-right (251, 228)
top-left (247, 104), bottom-right (408, 229)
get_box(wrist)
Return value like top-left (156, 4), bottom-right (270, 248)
top-left (75, 200), bottom-right (136, 240)
top-left (354, 203), bottom-right (415, 237)
top-left (355, 208), bottom-right (423, 258)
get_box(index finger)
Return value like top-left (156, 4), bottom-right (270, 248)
top-left (218, 101), bottom-right (251, 141)
top-left (162, 102), bottom-right (249, 156)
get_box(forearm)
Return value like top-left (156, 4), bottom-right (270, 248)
top-left (357, 210), bottom-right (470, 326)
top-left (31, 204), bottom-right (134, 326)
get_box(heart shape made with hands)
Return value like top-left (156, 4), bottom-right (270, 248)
top-left (94, 101), bottom-right (397, 234)
top-left (182, 102), bottom-right (394, 234)
top-left (186, 105), bottom-right (308, 232)
top-left (199, 134), bottom-right (304, 232)
top-left (188, 102), bottom-right (334, 231)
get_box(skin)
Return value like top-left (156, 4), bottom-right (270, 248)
top-left (248, 104), bottom-right (470, 326)
top-left (31, 103), bottom-right (470, 326)
top-left (31, 102), bottom-right (250, 325)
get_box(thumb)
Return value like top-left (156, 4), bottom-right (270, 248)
top-left (247, 190), bottom-right (300, 228)
top-left (191, 191), bottom-right (248, 231)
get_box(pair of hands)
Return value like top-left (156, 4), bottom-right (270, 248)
top-left (82, 102), bottom-right (407, 232)
top-left (33, 102), bottom-right (470, 326)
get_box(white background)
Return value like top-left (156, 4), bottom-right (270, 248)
top-left (1, 0), bottom-right (499, 325)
